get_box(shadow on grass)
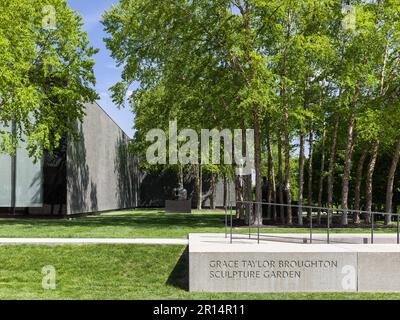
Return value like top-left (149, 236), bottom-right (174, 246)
top-left (0, 212), bottom-right (225, 230)
top-left (166, 246), bottom-right (189, 291)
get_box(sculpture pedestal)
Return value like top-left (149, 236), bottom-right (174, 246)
top-left (165, 200), bottom-right (192, 214)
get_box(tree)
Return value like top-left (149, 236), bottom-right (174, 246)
top-left (104, 0), bottom-right (400, 226)
top-left (357, 0), bottom-right (400, 223)
top-left (385, 139), bottom-right (400, 223)
top-left (0, 0), bottom-right (98, 158)
top-left (353, 147), bottom-right (367, 223)
top-left (103, 0), bottom-right (277, 223)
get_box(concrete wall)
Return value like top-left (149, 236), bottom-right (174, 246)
top-left (202, 179), bottom-right (235, 208)
top-left (67, 102), bottom-right (140, 214)
top-left (139, 167), bottom-right (235, 208)
top-left (189, 233), bottom-right (400, 293)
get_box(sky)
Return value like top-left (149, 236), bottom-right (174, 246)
top-left (66, 1), bottom-right (302, 158)
top-left (67, 0), bottom-right (135, 138)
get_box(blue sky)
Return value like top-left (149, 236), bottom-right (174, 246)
top-left (67, 0), bottom-right (135, 137)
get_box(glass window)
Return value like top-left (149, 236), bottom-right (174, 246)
top-left (15, 140), bottom-right (43, 208)
top-left (0, 122), bottom-right (43, 208)
top-left (0, 153), bottom-right (12, 207)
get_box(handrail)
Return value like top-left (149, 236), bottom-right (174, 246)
top-left (225, 200), bottom-right (400, 245)
top-left (233, 200), bottom-right (400, 218)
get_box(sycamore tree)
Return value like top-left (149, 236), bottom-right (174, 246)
top-left (269, 0), bottom-right (339, 225)
top-left (103, 0), bottom-right (278, 224)
top-left (104, 0), bottom-right (400, 225)
top-left (355, 0), bottom-right (400, 223)
top-left (336, 0), bottom-right (387, 225)
top-left (0, 0), bottom-right (98, 159)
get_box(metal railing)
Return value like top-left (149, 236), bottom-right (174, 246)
top-left (224, 200), bottom-right (400, 245)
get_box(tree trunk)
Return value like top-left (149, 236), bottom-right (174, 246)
top-left (244, 174), bottom-right (253, 224)
top-left (377, 38), bottom-right (390, 223)
top-left (194, 164), bottom-right (202, 210)
top-left (354, 148), bottom-right (367, 224)
top-left (178, 165), bottom-right (184, 186)
top-left (232, 142), bottom-right (243, 218)
top-left (242, 124), bottom-right (253, 224)
top-left (254, 114), bottom-right (263, 225)
top-left (267, 130), bottom-right (277, 221)
top-left (307, 127), bottom-right (314, 223)
top-left (341, 110), bottom-right (356, 225)
top-left (278, 132), bottom-right (285, 224)
top-left (266, 146), bottom-right (272, 220)
top-left (199, 165), bottom-right (203, 209)
top-left (210, 172), bottom-right (216, 210)
top-left (279, 8), bottom-right (292, 226)
top-left (365, 140), bottom-right (380, 224)
top-left (233, 165), bottom-right (244, 219)
top-left (385, 138), bottom-right (400, 225)
top-left (223, 171), bottom-right (228, 209)
top-left (298, 132), bottom-right (305, 226)
top-left (284, 120), bottom-right (292, 225)
top-left (300, 77), bottom-right (310, 225)
top-left (317, 125), bottom-right (326, 225)
top-left (327, 115), bottom-right (340, 223)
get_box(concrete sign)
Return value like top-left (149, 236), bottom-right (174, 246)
top-left (189, 234), bottom-right (400, 293)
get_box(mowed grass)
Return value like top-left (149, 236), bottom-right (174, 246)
top-left (0, 210), bottom-right (228, 238)
top-left (0, 209), bottom-right (397, 239)
top-left (0, 244), bottom-right (399, 300)
top-left (0, 212), bottom-right (399, 300)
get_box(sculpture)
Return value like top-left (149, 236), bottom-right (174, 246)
top-left (166, 183), bottom-right (191, 213)
top-left (173, 183), bottom-right (187, 201)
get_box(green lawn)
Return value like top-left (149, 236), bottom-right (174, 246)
top-left (0, 209), bottom-right (396, 239)
top-left (0, 211), bottom-right (399, 300)
top-left (0, 244), bottom-right (399, 300)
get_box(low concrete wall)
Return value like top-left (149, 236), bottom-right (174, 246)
top-left (356, 248), bottom-right (400, 291)
top-left (189, 233), bottom-right (400, 293)
top-left (67, 102), bottom-right (140, 214)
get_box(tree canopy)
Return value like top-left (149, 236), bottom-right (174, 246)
top-left (0, 0), bottom-right (98, 159)
top-left (103, 0), bottom-right (400, 225)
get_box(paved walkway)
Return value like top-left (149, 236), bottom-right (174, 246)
top-left (0, 238), bottom-right (188, 245)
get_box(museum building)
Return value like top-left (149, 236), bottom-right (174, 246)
top-left (0, 101), bottom-right (234, 217)
top-left (0, 102), bottom-right (141, 216)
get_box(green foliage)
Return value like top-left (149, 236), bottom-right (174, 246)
top-left (103, 0), bottom-right (400, 215)
top-left (0, 0), bottom-right (98, 159)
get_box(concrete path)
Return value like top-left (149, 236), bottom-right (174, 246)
top-left (0, 238), bottom-right (188, 245)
